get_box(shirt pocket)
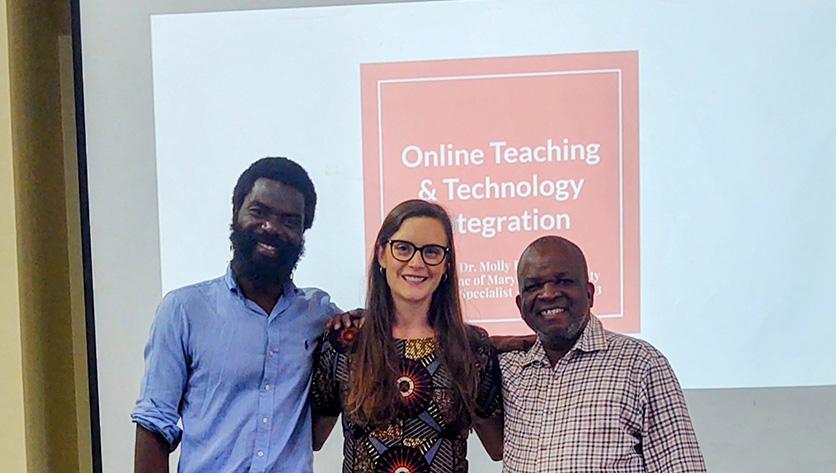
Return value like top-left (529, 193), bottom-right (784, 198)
top-left (562, 396), bottom-right (631, 444)
top-left (280, 334), bottom-right (319, 382)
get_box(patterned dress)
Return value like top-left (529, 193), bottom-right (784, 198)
top-left (311, 323), bottom-right (502, 473)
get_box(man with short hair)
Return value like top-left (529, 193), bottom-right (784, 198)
top-left (132, 157), bottom-right (340, 473)
top-left (500, 236), bottom-right (706, 472)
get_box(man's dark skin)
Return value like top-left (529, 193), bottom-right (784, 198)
top-left (135, 178), bottom-right (307, 473)
top-left (230, 179), bottom-right (306, 313)
top-left (515, 236), bottom-right (595, 367)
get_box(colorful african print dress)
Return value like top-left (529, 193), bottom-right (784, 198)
top-left (311, 323), bottom-right (502, 473)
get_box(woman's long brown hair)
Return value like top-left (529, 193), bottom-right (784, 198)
top-left (345, 199), bottom-right (480, 429)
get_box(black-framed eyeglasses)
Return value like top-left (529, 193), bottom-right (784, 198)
top-left (388, 239), bottom-right (449, 266)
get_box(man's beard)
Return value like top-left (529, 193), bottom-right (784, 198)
top-left (531, 311), bottom-right (589, 351)
top-left (229, 225), bottom-right (305, 284)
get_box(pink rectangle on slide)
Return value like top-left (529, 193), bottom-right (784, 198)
top-left (361, 51), bottom-right (639, 334)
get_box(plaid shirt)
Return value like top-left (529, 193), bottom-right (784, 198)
top-left (499, 315), bottom-right (706, 472)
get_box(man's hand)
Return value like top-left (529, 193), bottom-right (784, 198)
top-left (491, 335), bottom-right (537, 354)
top-left (325, 308), bottom-right (365, 332)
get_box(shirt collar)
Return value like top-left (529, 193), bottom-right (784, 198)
top-left (522, 314), bottom-right (608, 367)
top-left (575, 315), bottom-right (608, 352)
top-left (224, 264), bottom-right (300, 299)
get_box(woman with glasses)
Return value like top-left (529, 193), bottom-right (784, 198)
top-left (310, 199), bottom-right (503, 473)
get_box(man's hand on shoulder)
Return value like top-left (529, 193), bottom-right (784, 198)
top-left (491, 334), bottom-right (537, 354)
top-left (325, 308), bottom-right (365, 333)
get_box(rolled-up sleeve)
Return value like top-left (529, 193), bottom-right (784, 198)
top-left (131, 292), bottom-right (190, 450)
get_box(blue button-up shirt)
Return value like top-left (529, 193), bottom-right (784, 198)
top-left (131, 267), bottom-right (339, 473)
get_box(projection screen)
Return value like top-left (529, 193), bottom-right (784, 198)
top-left (73, 0), bottom-right (836, 472)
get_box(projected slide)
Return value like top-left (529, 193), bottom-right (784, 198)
top-left (360, 53), bottom-right (639, 334)
top-left (149, 1), bottom-right (836, 390)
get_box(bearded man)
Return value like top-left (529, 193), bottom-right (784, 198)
top-left (132, 157), bottom-right (340, 473)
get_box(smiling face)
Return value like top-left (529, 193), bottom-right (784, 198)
top-left (230, 178), bottom-right (306, 283)
top-left (515, 238), bottom-right (595, 348)
top-left (377, 217), bottom-right (449, 310)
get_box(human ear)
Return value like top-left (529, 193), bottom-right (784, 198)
top-left (376, 244), bottom-right (387, 270)
top-left (586, 282), bottom-right (595, 308)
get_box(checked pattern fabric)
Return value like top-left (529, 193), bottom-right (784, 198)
top-left (499, 315), bottom-right (706, 473)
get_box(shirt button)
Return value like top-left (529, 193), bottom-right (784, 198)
top-left (257, 450), bottom-right (264, 457)
top-left (262, 417), bottom-right (269, 424)
top-left (264, 384), bottom-right (271, 391)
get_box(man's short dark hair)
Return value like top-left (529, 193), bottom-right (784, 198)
top-left (232, 157), bottom-right (317, 230)
top-left (518, 235), bottom-right (590, 284)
